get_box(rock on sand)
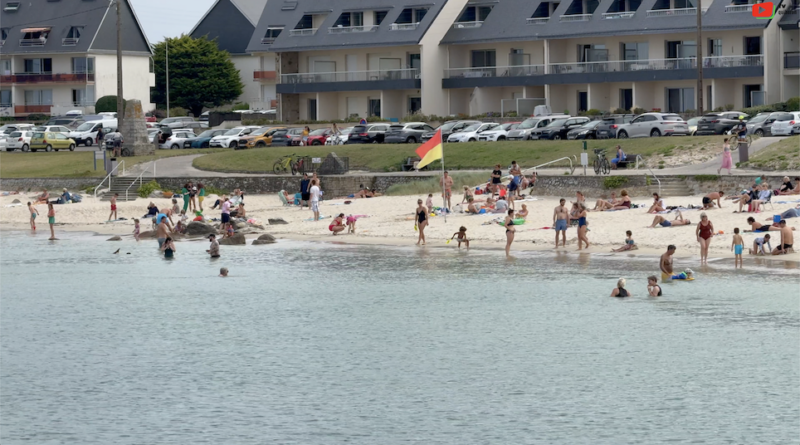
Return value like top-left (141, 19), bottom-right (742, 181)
top-left (107, 235), bottom-right (122, 241)
top-left (252, 234), bottom-right (276, 245)
top-left (185, 221), bottom-right (218, 236)
top-left (219, 233), bottom-right (246, 245)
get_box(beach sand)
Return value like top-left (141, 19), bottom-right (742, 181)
top-left (2, 191), bottom-right (799, 263)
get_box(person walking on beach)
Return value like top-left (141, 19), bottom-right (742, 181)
top-left (300, 173), bottom-right (310, 209)
top-left (450, 226), bottom-right (469, 249)
top-left (220, 196), bottom-right (231, 229)
top-left (416, 199), bottom-right (428, 245)
top-left (47, 203), bottom-right (56, 240)
top-left (207, 234), bottom-right (220, 258)
top-left (575, 202), bottom-right (590, 250)
top-left (108, 193), bottom-right (118, 221)
top-left (181, 183), bottom-right (191, 213)
top-left (501, 209), bottom-right (516, 256)
top-left (426, 194), bottom-right (434, 216)
top-left (647, 276), bottom-right (663, 296)
top-left (553, 198), bottom-right (569, 248)
top-left (509, 161), bottom-right (522, 197)
top-left (197, 183), bottom-right (206, 211)
top-left (696, 212), bottom-right (714, 264)
top-left (161, 237), bottom-right (176, 258)
top-left (440, 170), bottom-right (454, 210)
top-left (660, 245), bottom-right (676, 281)
top-left (731, 227), bottom-right (744, 268)
top-left (133, 218), bottom-right (140, 242)
top-left (718, 138), bottom-right (733, 175)
top-left (189, 185), bottom-right (198, 213)
top-left (27, 202), bottom-right (38, 230)
top-left (310, 179), bottom-right (321, 221)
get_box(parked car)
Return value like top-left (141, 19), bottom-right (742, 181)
top-left (616, 113), bottom-right (689, 138)
top-left (507, 115), bottom-right (568, 140)
top-left (209, 126), bottom-right (261, 148)
top-left (478, 122), bottom-right (520, 141)
top-left (158, 116), bottom-right (196, 129)
top-left (199, 111), bottom-right (209, 122)
top-left (447, 123), bottom-right (501, 142)
top-left (532, 117), bottom-right (590, 140)
top-left (0, 137), bottom-right (6, 151)
top-left (347, 124), bottom-right (390, 144)
top-left (305, 128), bottom-right (335, 145)
top-left (33, 125), bottom-right (72, 135)
top-left (421, 120), bottom-right (481, 142)
top-left (30, 132), bottom-right (77, 152)
top-left (183, 129), bottom-right (228, 148)
top-left (181, 121), bottom-right (208, 132)
top-left (159, 129), bottom-right (198, 149)
top-left (237, 127), bottom-right (283, 149)
top-left (288, 128), bottom-right (310, 146)
top-left (595, 115), bottom-right (635, 139)
top-left (384, 122), bottom-right (436, 144)
top-left (0, 123), bottom-right (35, 136)
top-left (145, 112), bottom-right (157, 123)
top-left (5, 131), bottom-right (33, 151)
top-left (745, 113), bottom-right (776, 137)
top-left (68, 119), bottom-right (117, 146)
top-left (45, 117), bottom-right (85, 129)
top-left (567, 120), bottom-right (604, 140)
top-left (696, 111), bottom-right (747, 135)
top-left (770, 112), bottom-right (800, 136)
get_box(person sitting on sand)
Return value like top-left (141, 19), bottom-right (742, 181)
top-left (329, 214), bottom-right (346, 235)
top-left (610, 278), bottom-right (631, 297)
top-left (175, 209), bottom-right (188, 233)
top-left (450, 226), bottom-right (470, 249)
top-left (647, 276), bottom-right (662, 296)
top-left (777, 176), bottom-right (794, 195)
top-left (482, 197), bottom-right (496, 210)
top-left (649, 210), bottom-right (692, 228)
top-left (520, 171), bottom-right (537, 192)
top-left (466, 198), bottom-right (480, 214)
top-left (773, 219), bottom-right (795, 255)
top-left (36, 189), bottom-right (49, 204)
top-left (515, 204), bottom-right (529, 220)
top-left (612, 230), bottom-right (636, 252)
top-left (352, 187), bottom-right (375, 199)
top-left (749, 234), bottom-right (772, 255)
top-left (593, 192), bottom-right (619, 211)
top-left (702, 191), bottom-right (724, 209)
top-left (145, 202), bottom-right (158, 218)
top-left (170, 199), bottom-right (181, 216)
top-left (744, 216), bottom-right (782, 233)
top-left (790, 177), bottom-right (800, 195)
top-left (493, 196), bottom-right (509, 213)
top-left (236, 203), bottom-right (246, 220)
top-left (647, 193), bottom-right (666, 214)
top-left (462, 186), bottom-right (474, 203)
top-left (225, 222), bottom-right (234, 238)
top-left (609, 190), bottom-right (633, 210)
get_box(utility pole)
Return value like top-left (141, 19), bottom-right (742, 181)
top-left (166, 39), bottom-right (170, 118)
top-left (116, 0), bottom-right (124, 130)
top-left (696, 0), bottom-right (703, 115)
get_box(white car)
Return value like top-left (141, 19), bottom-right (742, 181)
top-left (478, 122), bottom-right (521, 141)
top-left (209, 126), bottom-right (261, 148)
top-left (447, 123), bottom-right (500, 142)
top-left (0, 123), bottom-right (35, 136)
top-left (616, 113), bottom-right (689, 138)
top-left (5, 130), bottom-right (34, 151)
top-left (158, 117), bottom-right (196, 129)
top-left (769, 112), bottom-right (800, 136)
top-left (160, 130), bottom-right (198, 149)
top-left (33, 125), bottom-right (72, 135)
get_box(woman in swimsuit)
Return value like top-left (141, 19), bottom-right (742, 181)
top-left (647, 276), bottom-right (663, 297)
top-left (415, 199), bottom-right (427, 245)
top-left (501, 208), bottom-right (516, 256)
top-left (575, 203), bottom-right (590, 250)
top-left (610, 190), bottom-right (632, 210)
top-left (161, 237), bottom-right (176, 258)
top-left (610, 278), bottom-right (631, 297)
top-left (696, 212), bottom-right (714, 264)
top-left (329, 213), bottom-right (346, 235)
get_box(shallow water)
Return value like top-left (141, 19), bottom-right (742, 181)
top-left (1, 232), bottom-right (799, 444)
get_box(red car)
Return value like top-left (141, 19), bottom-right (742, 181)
top-left (145, 113), bottom-right (157, 123)
top-left (305, 128), bottom-right (334, 145)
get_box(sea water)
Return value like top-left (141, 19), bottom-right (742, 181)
top-left (1, 231), bottom-right (799, 444)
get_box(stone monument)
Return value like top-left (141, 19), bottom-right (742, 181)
top-left (120, 99), bottom-right (154, 156)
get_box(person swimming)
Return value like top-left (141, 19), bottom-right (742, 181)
top-left (610, 278), bottom-right (631, 297)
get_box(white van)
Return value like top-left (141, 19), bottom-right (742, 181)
top-left (68, 119), bottom-right (118, 146)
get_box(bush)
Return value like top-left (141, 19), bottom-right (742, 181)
top-left (585, 109), bottom-right (602, 116)
top-left (203, 184), bottom-right (227, 196)
top-left (232, 103), bottom-right (249, 111)
top-left (149, 108), bottom-right (166, 119)
top-left (137, 180), bottom-right (162, 198)
top-left (694, 174), bottom-right (720, 182)
top-left (26, 114), bottom-right (48, 122)
top-left (724, 104), bottom-right (734, 111)
top-left (612, 108), bottom-right (628, 114)
top-left (168, 107), bottom-right (188, 117)
top-left (786, 97), bottom-right (800, 111)
top-left (632, 107), bottom-right (646, 115)
top-left (563, 110), bottom-right (570, 115)
top-left (603, 176), bottom-right (629, 189)
top-left (95, 95), bottom-right (125, 113)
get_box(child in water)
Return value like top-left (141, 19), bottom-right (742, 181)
top-left (450, 226), bottom-right (470, 249)
top-left (133, 218), bottom-right (140, 242)
top-left (612, 230), bottom-right (636, 252)
top-left (27, 202), bottom-right (37, 230)
top-left (731, 227), bottom-right (744, 268)
top-left (671, 268), bottom-right (694, 280)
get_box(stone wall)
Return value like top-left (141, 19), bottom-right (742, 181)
top-left (683, 175), bottom-right (792, 195)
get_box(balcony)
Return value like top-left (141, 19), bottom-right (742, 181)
top-left (785, 52), bottom-right (800, 69)
top-left (703, 55), bottom-right (763, 68)
top-left (452, 21), bottom-right (484, 28)
top-left (289, 28), bottom-right (317, 36)
top-left (646, 7), bottom-right (696, 16)
top-left (261, 37), bottom-right (277, 44)
top-left (277, 68), bottom-right (420, 93)
top-left (253, 70), bottom-right (278, 81)
top-left (62, 37), bottom-right (79, 46)
top-left (19, 38), bottom-right (47, 47)
top-left (526, 17), bottom-right (550, 24)
top-left (445, 65), bottom-right (546, 78)
top-left (560, 14), bottom-right (592, 22)
top-left (724, 4), bottom-right (752, 12)
top-left (15, 105), bottom-right (51, 114)
top-left (0, 73), bottom-right (95, 83)
top-left (328, 25), bottom-right (379, 34)
top-left (602, 11), bottom-right (635, 19)
top-left (389, 22), bottom-right (419, 30)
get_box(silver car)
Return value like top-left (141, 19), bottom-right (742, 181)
top-left (745, 113), bottom-right (778, 137)
top-left (616, 113), bottom-right (689, 138)
top-left (507, 115), bottom-right (569, 140)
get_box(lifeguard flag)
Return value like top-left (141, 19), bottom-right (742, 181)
top-left (415, 129), bottom-right (443, 169)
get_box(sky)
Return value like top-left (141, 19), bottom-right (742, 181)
top-left (131, 0), bottom-right (215, 44)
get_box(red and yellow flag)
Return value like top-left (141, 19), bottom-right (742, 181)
top-left (415, 129), bottom-right (443, 170)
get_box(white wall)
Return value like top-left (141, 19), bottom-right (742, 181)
top-left (296, 46), bottom-right (421, 73)
top-left (93, 53), bottom-right (154, 111)
top-left (232, 54), bottom-right (264, 105)
top-left (420, 0), bottom-right (470, 116)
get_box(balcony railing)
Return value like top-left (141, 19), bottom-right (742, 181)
top-left (328, 25), bottom-right (379, 33)
top-left (254, 70), bottom-right (277, 81)
top-left (444, 64), bottom-right (546, 78)
top-left (62, 37), bottom-right (79, 46)
top-left (261, 37), bottom-right (277, 44)
top-left (453, 21), bottom-right (484, 28)
top-left (281, 68), bottom-right (420, 84)
top-left (526, 17), bottom-right (550, 24)
top-left (19, 38), bottom-right (47, 47)
top-left (646, 7), bottom-right (696, 16)
top-left (289, 28), bottom-right (317, 36)
top-left (602, 11), bottom-right (635, 19)
top-left (724, 4), bottom-right (752, 12)
top-left (560, 14), bottom-right (592, 22)
top-left (703, 55), bottom-right (764, 68)
top-left (15, 105), bottom-right (51, 114)
top-left (1, 73), bottom-right (96, 83)
top-left (785, 52), bottom-right (800, 69)
top-left (389, 22), bottom-right (419, 30)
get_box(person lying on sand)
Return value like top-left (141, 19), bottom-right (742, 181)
top-left (612, 230), bottom-right (637, 252)
top-left (647, 193), bottom-right (666, 214)
top-left (593, 192), bottom-right (619, 211)
top-left (744, 216), bottom-right (785, 233)
top-left (649, 210), bottom-right (692, 228)
top-left (766, 206), bottom-right (800, 221)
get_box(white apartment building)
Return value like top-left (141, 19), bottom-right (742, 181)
top-left (0, 0), bottom-right (155, 117)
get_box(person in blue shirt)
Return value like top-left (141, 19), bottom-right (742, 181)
top-left (300, 173), bottom-right (311, 209)
top-left (611, 145), bottom-right (626, 169)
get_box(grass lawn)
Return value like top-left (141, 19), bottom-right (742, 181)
top-left (192, 136), bottom-right (721, 173)
top-left (0, 148), bottom-right (227, 178)
top-left (740, 136), bottom-right (800, 170)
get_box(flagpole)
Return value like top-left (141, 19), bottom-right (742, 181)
top-left (440, 132), bottom-right (447, 223)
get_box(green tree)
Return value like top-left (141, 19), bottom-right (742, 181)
top-left (96, 95), bottom-right (125, 113)
top-left (151, 35), bottom-right (244, 118)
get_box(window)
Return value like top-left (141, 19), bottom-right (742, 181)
top-left (149, 57), bottom-right (154, 73)
top-left (1, 59), bottom-right (10, 74)
top-left (666, 40), bottom-right (696, 59)
top-left (532, 2), bottom-right (560, 18)
top-left (565, 0), bottom-right (600, 15)
top-left (369, 99), bottom-right (381, 117)
top-left (408, 53), bottom-right (421, 70)
top-left (457, 5), bottom-right (493, 22)
top-left (263, 27), bottom-right (283, 42)
top-left (334, 11), bottom-right (363, 27)
top-left (72, 87), bottom-right (95, 106)
top-left (607, 0), bottom-right (641, 12)
top-left (1, 28), bottom-right (8, 42)
top-left (622, 42), bottom-right (648, 61)
top-left (295, 15), bottom-right (313, 29)
top-left (72, 57), bottom-right (94, 74)
top-left (0, 90), bottom-right (11, 106)
top-left (24, 89), bottom-right (53, 105)
top-left (744, 37), bottom-right (761, 55)
top-left (667, 88), bottom-right (694, 113)
top-left (66, 26), bottom-right (82, 39)
top-left (374, 10), bottom-right (388, 25)
top-left (619, 89), bottom-right (633, 110)
top-left (708, 39), bottom-right (722, 57)
top-left (24, 58), bottom-right (53, 74)
top-left (396, 7), bottom-right (429, 23)
top-left (4, 2), bottom-right (20, 11)
top-left (579, 44), bottom-right (607, 62)
top-left (471, 50), bottom-right (496, 68)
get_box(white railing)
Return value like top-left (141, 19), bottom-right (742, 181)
top-left (703, 54), bottom-right (764, 68)
top-left (289, 28), bottom-right (317, 36)
top-left (445, 64), bottom-right (546, 78)
top-left (526, 156), bottom-right (577, 176)
top-left (725, 4), bottom-right (752, 12)
top-left (260, 37), bottom-right (276, 44)
top-left (526, 17), bottom-right (550, 24)
top-left (389, 22), bottom-right (419, 30)
top-left (646, 7), bottom-right (696, 16)
top-left (636, 155), bottom-right (662, 196)
top-left (602, 11), bottom-right (635, 19)
top-left (94, 160), bottom-right (125, 198)
top-left (62, 37), bottom-right (79, 46)
top-left (548, 57), bottom-right (698, 74)
top-left (453, 21), bottom-right (484, 28)
top-left (328, 25), bottom-right (379, 33)
top-left (19, 38), bottom-right (47, 47)
top-left (281, 68), bottom-right (420, 83)
top-left (125, 160), bottom-right (156, 201)
top-left (560, 14), bottom-right (592, 21)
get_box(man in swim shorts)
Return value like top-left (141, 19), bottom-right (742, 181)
top-left (649, 210), bottom-right (691, 228)
top-left (440, 171), bottom-right (454, 210)
top-left (702, 191), bottom-right (724, 209)
top-left (553, 198), bottom-right (569, 248)
top-left (660, 245), bottom-right (676, 281)
top-left (156, 216), bottom-right (172, 248)
top-left (773, 220), bottom-right (794, 255)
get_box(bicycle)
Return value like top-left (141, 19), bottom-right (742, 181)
top-left (593, 149), bottom-right (611, 175)
top-left (273, 153), bottom-right (303, 175)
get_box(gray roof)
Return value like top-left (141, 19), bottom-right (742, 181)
top-left (190, 0), bottom-right (267, 55)
top-left (0, 0), bottom-right (151, 55)
top-left (441, 0), bottom-right (771, 45)
top-left (246, 0), bottom-right (448, 53)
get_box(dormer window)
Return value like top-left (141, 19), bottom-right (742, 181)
top-left (648, 0), bottom-right (697, 16)
top-left (528, 1), bottom-right (560, 23)
top-left (604, 0), bottom-right (640, 18)
top-left (63, 26), bottom-right (83, 46)
top-left (374, 10), bottom-right (388, 25)
top-left (290, 13), bottom-right (325, 36)
top-left (391, 7), bottom-right (429, 30)
top-left (560, 0), bottom-right (599, 21)
top-left (4, 2), bottom-right (20, 11)
top-left (20, 27), bottom-right (51, 47)
top-left (334, 12), bottom-right (363, 27)
top-left (262, 27), bottom-right (283, 43)
top-left (456, 4), bottom-right (493, 25)
top-left (1, 28), bottom-right (8, 45)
